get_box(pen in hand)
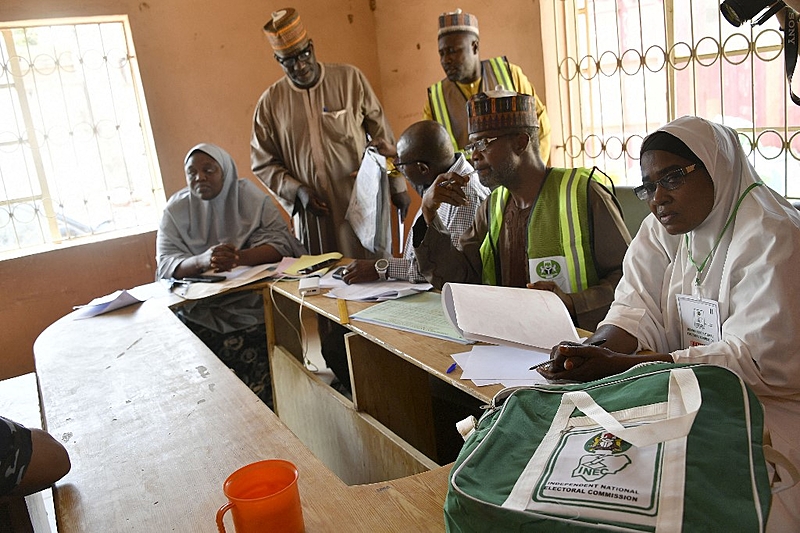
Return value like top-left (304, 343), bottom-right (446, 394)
top-left (529, 338), bottom-right (607, 370)
top-left (437, 170), bottom-right (478, 188)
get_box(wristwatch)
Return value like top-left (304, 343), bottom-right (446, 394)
top-left (375, 258), bottom-right (389, 281)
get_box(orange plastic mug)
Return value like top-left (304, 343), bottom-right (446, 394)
top-left (216, 459), bottom-right (304, 533)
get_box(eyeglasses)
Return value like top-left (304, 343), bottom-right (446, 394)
top-left (389, 160), bottom-right (426, 178)
top-left (464, 132), bottom-right (532, 156)
top-left (634, 163), bottom-right (703, 201)
top-left (275, 46), bottom-right (313, 68)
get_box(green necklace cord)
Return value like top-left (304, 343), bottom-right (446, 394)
top-left (685, 181), bottom-right (763, 286)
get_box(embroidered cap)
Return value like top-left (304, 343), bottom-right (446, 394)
top-left (438, 8), bottom-right (479, 38)
top-left (467, 90), bottom-right (538, 134)
top-left (263, 8), bottom-right (310, 57)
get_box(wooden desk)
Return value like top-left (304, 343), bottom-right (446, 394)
top-left (34, 297), bottom-right (450, 531)
top-left (264, 280), bottom-right (500, 483)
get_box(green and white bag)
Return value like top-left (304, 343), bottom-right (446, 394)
top-left (445, 363), bottom-right (775, 532)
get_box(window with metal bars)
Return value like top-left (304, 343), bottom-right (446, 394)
top-left (549, 0), bottom-right (800, 198)
top-left (0, 16), bottom-right (164, 259)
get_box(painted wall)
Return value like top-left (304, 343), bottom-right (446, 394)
top-left (0, 0), bottom-right (548, 379)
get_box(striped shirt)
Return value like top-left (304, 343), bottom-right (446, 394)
top-left (387, 154), bottom-right (489, 282)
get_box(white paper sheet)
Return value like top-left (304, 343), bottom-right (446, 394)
top-left (460, 345), bottom-right (549, 379)
top-left (72, 289), bottom-right (146, 319)
top-left (326, 280), bottom-right (432, 302)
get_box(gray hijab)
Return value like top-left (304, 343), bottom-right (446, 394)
top-left (156, 143), bottom-right (304, 279)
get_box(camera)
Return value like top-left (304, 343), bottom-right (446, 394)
top-left (720, 0), bottom-right (786, 26)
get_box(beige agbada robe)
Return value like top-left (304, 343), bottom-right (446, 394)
top-left (251, 63), bottom-right (406, 259)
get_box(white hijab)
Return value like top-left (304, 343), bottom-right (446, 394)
top-left (604, 115), bottom-right (800, 529)
top-left (602, 115), bottom-right (800, 397)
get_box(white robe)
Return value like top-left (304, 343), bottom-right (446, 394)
top-left (601, 116), bottom-right (800, 531)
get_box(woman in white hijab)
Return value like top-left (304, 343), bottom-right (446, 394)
top-left (157, 143), bottom-right (305, 408)
top-left (539, 116), bottom-right (800, 529)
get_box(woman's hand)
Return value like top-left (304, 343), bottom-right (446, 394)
top-left (368, 137), bottom-right (398, 158)
top-left (537, 342), bottom-right (617, 382)
top-left (391, 191), bottom-right (411, 220)
top-left (207, 243), bottom-right (239, 272)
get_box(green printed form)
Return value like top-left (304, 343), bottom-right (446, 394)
top-left (350, 292), bottom-right (470, 344)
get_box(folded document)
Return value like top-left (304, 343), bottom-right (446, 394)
top-left (442, 283), bottom-right (579, 350)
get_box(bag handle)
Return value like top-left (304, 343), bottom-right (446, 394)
top-left (563, 368), bottom-right (701, 448)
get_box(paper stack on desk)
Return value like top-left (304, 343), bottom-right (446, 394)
top-left (442, 283), bottom-right (579, 350)
top-left (282, 252), bottom-right (343, 277)
top-left (350, 291), bottom-right (468, 343)
top-left (326, 280), bottom-right (432, 302)
top-left (442, 283), bottom-right (581, 387)
top-left (175, 263), bottom-right (283, 300)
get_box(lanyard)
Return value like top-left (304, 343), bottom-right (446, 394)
top-left (685, 182), bottom-right (762, 286)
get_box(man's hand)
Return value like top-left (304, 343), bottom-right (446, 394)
top-left (420, 172), bottom-right (469, 224)
top-left (297, 185), bottom-right (330, 216)
top-left (527, 280), bottom-right (575, 317)
top-left (342, 260), bottom-right (379, 284)
top-left (391, 191), bottom-right (412, 220)
top-left (368, 137), bottom-right (398, 158)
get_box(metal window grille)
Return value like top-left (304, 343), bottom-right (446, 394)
top-left (0, 16), bottom-right (164, 259)
top-left (551, 0), bottom-right (800, 197)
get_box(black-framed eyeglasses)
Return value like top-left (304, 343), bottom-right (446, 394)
top-left (634, 163), bottom-right (703, 201)
top-left (275, 45), bottom-right (313, 68)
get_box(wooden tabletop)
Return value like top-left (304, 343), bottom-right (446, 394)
top-left (34, 297), bottom-right (450, 532)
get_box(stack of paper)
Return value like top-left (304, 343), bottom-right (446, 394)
top-left (326, 280), bottom-right (432, 302)
top-left (176, 263), bottom-right (284, 300)
top-left (281, 252), bottom-right (342, 277)
top-left (451, 346), bottom-right (550, 387)
top-left (442, 283), bottom-right (579, 350)
top-left (72, 289), bottom-right (147, 319)
top-left (350, 292), bottom-right (468, 343)
top-left (442, 283), bottom-right (581, 386)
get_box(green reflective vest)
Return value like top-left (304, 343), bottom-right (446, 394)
top-left (479, 168), bottom-right (599, 291)
top-left (428, 56), bottom-right (515, 153)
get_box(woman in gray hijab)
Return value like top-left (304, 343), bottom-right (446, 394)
top-left (157, 143), bottom-right (305, 408)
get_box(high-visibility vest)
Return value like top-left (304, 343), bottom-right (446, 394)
top-left (428, 56), bottom-right (515, 153)
top-left (479, 167), bottom-right (599, 291)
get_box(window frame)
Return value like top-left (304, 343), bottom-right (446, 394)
top-left (0, 14), bottom-right (165, 261)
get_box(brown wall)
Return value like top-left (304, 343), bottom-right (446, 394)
top-left (0, 0), bottom-right (546, 379)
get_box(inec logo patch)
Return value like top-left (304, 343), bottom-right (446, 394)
top-left (536, 259), bottom-right (561, 280)
top-left (571, 432), bottom-right (632, 482)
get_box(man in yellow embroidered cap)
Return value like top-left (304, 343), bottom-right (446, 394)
top-left (413, 90), bottom-right (631, 330)
top-left (424, 8), bottom-right (552, 163)
top-left (251, 8), bottom-right (410, 258)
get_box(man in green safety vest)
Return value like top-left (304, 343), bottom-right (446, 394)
top-left (413, 90), bottom-right (631, 330)
top-left (423, 9), bottom-right (551, 163)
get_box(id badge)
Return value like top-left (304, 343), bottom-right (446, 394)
top-left (676, 294), bottom-right (721, 348)
top-left (530, 256), bottom-right (570, 293)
